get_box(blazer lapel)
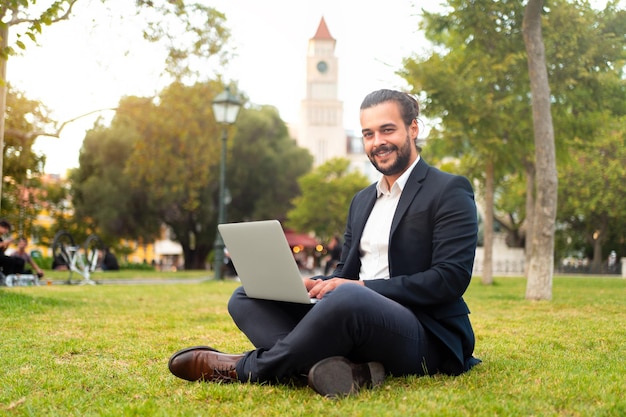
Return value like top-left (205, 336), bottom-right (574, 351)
top-left (340, 185), bottom-right (377, 278)
top-left (352, 185), bottom-right (378, 244)
top-left (390, 159), bottom-right (428, 235)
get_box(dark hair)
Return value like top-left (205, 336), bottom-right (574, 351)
top-left (0, 219), bottom-right (11, 231)
top-left (360, 89), bottom-right (422, 151)
top-left (360, 89), bottom-right (420, 129)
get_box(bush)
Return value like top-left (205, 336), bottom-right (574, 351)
top-left (118, 262), bottom-right (156, 271)
top-left (33, 255), bottom-right (53, 270)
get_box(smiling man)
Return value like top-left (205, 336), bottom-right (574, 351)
top-left (168, 89), bottom-right (481, 398)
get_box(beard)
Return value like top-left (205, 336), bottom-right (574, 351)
top-left (367, 134), bottom-right (413, 177)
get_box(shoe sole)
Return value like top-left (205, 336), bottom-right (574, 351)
top-left (167, 345), bottom-right (220, 379)
top-left (308, 356), bottom-right (385, 398)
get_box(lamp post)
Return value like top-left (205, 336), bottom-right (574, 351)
top-left (212, 87), bottom-right (241, 280)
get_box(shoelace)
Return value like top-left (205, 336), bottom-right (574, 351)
top-left (204, 367), bottom-right (237, 382)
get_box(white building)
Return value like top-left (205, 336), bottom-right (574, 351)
top-left (295, 17), bottom-right (378, 182)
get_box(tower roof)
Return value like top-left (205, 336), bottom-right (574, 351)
top-left (312, 16), bottom-right (334, 40)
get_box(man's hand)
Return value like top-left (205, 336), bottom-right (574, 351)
top-left (303, 277), bottom-right (364, 300)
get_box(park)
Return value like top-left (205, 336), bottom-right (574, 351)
top-left (2, 1), bottom-right (626, 415)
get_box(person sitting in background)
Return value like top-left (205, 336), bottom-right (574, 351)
top-left (0, 219), bottom-right (25, 278)
top-left (323, 235), bottom-right (342, 275)
top-left (10, 237), bottom-right (45, 279)
top-left (101, 247), bottom-right (120, 271)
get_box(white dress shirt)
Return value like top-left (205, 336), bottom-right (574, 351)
top-left (359, 156), bottom-right (420, 280)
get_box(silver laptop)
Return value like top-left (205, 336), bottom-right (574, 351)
top-left (218, 220), bottom-right (318, 304)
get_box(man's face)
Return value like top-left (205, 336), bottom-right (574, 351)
top-left (0, 226), bottom-right (8, 235)
top-left (360, 101), bottom-right (418, 183)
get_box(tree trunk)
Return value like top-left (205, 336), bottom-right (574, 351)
top-left (183, 243), bottom-right (211, 270)
top-left (482, 159), bottom-right (495, 285)
top-left (523, 0), bottom-right (558, 301)
top-left (524, 159), bottom-right (536, 278)
top-left (0, 24), bottom-right (8, 214)
top-left (590, 216), bottom-right (608, 273)
top-left (591, 234), bottom-right (603, 274)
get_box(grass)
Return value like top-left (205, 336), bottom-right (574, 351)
top-left (1, 275), bottom-right (625, 416)
top-left (42, 269), bottom-right (212, 283)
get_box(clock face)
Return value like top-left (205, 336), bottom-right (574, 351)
top-left (316, 60), bottom-right (328, 73)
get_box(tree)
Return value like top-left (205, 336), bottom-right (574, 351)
top-left (1, 1), bottom-right (77, 212)
top-left (401, 0), bottom-right (531, 285)
top-left (524, 1), bottom-right (626, 288)
top-left (70, 117), bottom-right (161, 247)
top-left (286, 158), bottom-right (371, 242)
top-left (39, 176), bottom-right (75, 244)
top-left (1, 0), bottom-right (232, 213)
top-left (402, 1), bottom-right (626, 290)
top-left (545, 1), bottom-right (626, 143)
top-left (73, 84), bottom-right (312, 270)
top-left (109, 83), bottom-right (223, 270)
top-left (523, 0), bottom-right (558, 300)
top-left (557, 117), bottom-right (626, 273)
top-left (226, 105), bottom-right (313, 223)
top-left (1, 85), bottom-right (52, 235)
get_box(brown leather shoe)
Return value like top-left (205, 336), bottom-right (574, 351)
top-left (168, 345), bottom-right (244, 383)
top-left (308, 356), bottom-right (385, 398)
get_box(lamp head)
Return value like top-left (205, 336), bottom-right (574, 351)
top-left (212, 87), bottom-right (241, 124)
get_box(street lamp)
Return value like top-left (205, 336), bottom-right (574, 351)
top-left (212, 87), bottom-right (241, 280)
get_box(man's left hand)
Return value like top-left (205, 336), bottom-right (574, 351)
top-left (306, 277), bottom-right (364, 300)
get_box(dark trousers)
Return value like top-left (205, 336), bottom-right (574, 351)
top-left (228, 284), bottom-right (440, 383)
top-left (0, 255), bottom-right (25, 275)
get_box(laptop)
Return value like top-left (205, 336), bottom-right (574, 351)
top-left (217, 220), bottom-right (319, 304)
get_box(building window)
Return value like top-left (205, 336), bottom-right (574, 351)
top-left (348, 132), bottom-right (364, 154)
top-left (317, 139), bottom-right (327, 164)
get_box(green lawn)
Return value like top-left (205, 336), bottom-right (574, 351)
top-left (42, 268), bottom-right (212, 284)
top-left (1, 276), bottom-right (624, 416)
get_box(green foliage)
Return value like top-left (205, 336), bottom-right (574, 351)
top-left (1, 85), bottom-right (51, 236)
top-left (118, 261), bottom-right (156, 271)
top-left (70, 116), bottom-right (160, 246)
top-left (0, 277), bottom-right (624, 415)
top-left (72, 83), bottom-right (311, 270)
top-left (402, 0), bottom-right (532, 247)
top-left (2, 0), bottom-right (236, 264)
top-left (557, 116), bottom-right (626, 266)
top-left (136, 1), bottom-right (232, 81)
top-left (545, 1), bottom-right (626, 142)
top-left (226, 105), bottom-right (313, 223)
top-left (0, 1), bottom-right (78, 60)
top-left (1, 1), bottom-right (230, 81)
top-left (402, 0), bottom-right (626, 251)
top-left (29, 255), bottom-right (52, 270)
top-left (286, 158), bottom-right (370, 241)
top-left (38, 177), bottom-right (82, 246)
top-left (73, 82), bottom-right (225, 269)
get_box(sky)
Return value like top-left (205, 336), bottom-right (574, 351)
top-left (7, 0), bottom-right (430, 176)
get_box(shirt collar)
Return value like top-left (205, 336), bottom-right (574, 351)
top-left (375, 155), bottom-right (420, 197)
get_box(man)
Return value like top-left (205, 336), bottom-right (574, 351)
top-left (168, 89), bottom-right (480, 397)
top-left (100, 247), bottom-right (120, 271)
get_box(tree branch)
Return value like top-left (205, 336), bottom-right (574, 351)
top-left (5, 107), bottom-right (117, 141)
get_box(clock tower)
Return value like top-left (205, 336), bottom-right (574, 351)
top-left (299, 17), bottom-right (346, 166)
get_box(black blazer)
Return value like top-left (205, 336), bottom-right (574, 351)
top-left (326, 158), bottom-right (479, 375)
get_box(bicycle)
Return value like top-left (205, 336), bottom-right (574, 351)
top-left (51, 231), bottom-right (103, 285)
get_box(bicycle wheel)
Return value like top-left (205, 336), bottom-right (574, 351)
top-left (52, 230), bottom-right (75, 268)
top-left (83, 234), bottom-right (104, 272)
